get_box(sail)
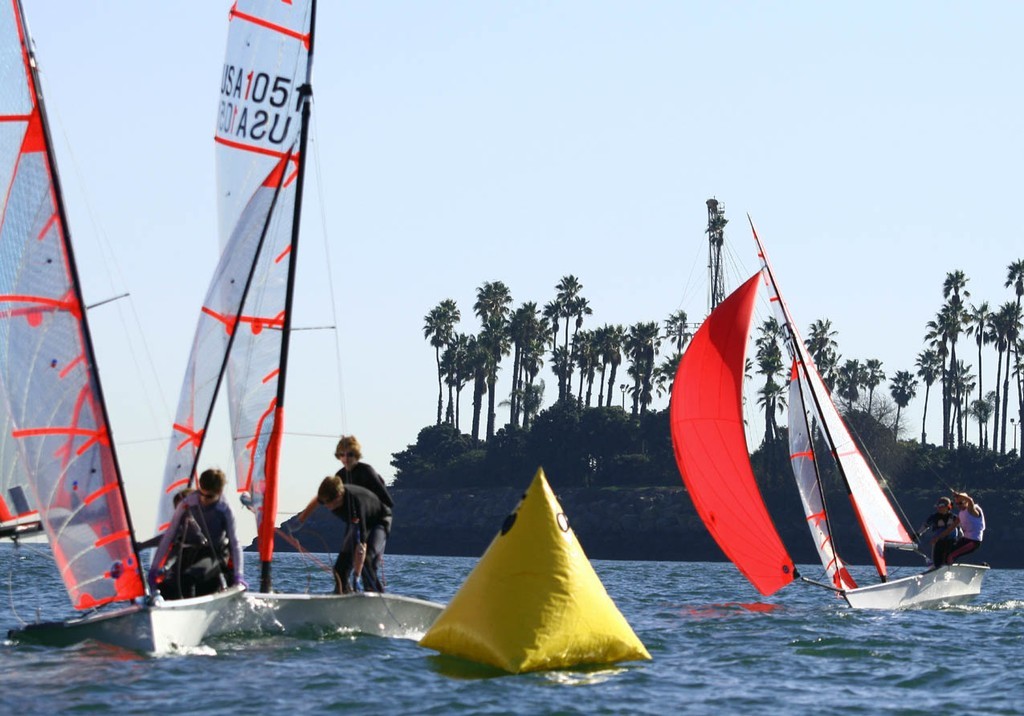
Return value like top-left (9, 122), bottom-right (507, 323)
top-left (670, 273), bottom-right (795, 596)
top-left (156, 164), bottom-right (288, 532)
top-left (786, 362), bottom-right (857, 590)
top-left (218, 0), bottom-right (313, 569)
top-left (0, 0), bottom-right (143, 607)
top-left (752, 222), bottom-right (915, 580)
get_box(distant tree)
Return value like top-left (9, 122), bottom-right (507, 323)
top-left (863, 358), bottom-right (885, 414)
top-left (423, 299), bottom-right (460, 425)
top-left (474, 281), bottom-right (513, 440)
top-left (915, 348), bottom-right (942, 444)
top-left (624, 321), bottom-right (661, 416)
top-left (807, 319), bottom-right (841, 391)
top-left (888, 370), bottom-right (918, 440)
top-left (755, 317), bottom-right (785, 443)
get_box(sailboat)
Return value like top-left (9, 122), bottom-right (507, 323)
top-left (1, 0), bottom-right (243, 652)
top-left (669, 220), bottom-right (988, 610)
top-left (156, 0), bottom-right (442, 637)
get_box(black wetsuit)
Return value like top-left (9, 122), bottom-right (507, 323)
top-left (328, 483), bottom-right (390, 593)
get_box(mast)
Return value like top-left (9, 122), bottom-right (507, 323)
top-left (706, 198), bottom-right (727, 312)
top-left (14, 0), bottom-right (145, 588)
top-left (260, 0), bottom-right (317, 593)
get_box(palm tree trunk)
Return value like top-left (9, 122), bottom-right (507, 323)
top-left (435, 348), bottom-right (443, 425)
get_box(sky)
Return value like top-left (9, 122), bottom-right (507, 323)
top-left (20, 2), bottom-right (1024, 546)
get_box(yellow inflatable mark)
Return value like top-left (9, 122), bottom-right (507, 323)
top-left (419, 467), bottom-right (651, 673)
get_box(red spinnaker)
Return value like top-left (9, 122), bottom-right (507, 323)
top-left (669, 272), bottom-right (795, 596)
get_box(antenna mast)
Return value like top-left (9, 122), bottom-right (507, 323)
top-left (706, 198), bottom-right (728, 312)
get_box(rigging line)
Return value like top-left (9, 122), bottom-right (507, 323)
top-left (308, 105), bottom-right (347, 434)
top-left (274, 526), bottom-right (331, 573)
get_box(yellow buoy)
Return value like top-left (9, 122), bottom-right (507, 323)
top-left (419, 467), bottom-right (651, 673)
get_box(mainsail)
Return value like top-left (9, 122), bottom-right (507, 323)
top-left (0, 0), bottom-right (144, 607)
top-left (159, 0), bottom-right (315, 592)
top-left (669, 273), bottom-right (795, 595)
top-left (752, 222), bottom-right (916, 581)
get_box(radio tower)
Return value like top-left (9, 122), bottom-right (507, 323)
top-left (706, 198), bottom-right (728, 312)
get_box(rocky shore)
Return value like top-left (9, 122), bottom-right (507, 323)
top-left (265, 485), bottom-right (1020, 569)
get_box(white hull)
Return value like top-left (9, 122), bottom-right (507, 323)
top-left (211, 591), bottom-right (445, 640)
top-left (841, 563), bottom-right (989, 610)
top-left (8, 585), bottom-right (246, 654)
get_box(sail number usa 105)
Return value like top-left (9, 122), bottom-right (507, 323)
top-left (218, 64), bottom-right (296, 145)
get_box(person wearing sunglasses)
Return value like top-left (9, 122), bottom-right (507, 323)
top-left (148, 468), bottom-right (246, 598)
top-left (917, 496), bottom-right (960, 568)
top-left (937, 492), bottom-right (985, 566)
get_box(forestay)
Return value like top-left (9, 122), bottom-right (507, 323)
top-left (0, 0), bottom-right (144, 607)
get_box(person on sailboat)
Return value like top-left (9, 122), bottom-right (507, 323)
top-left (148, 469), bottom-right (246, 598)
top-left (941, 492), bottom-right (985, 565)
top-left (332, 435), bottom-right (393, 589)
top-left (297, 475), bottom-right (391, 594)
top-left (918, 496), bottom-right (959, 568)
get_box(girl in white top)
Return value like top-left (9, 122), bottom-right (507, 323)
top-left (941, 492), bottom-right (985, 565)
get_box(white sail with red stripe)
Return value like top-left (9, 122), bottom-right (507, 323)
top-left (0, 0), bottom-right (145, 607)
top-left (785, 361), bottom-right (858, 590)
top-left (159, 0), bottom-right (314, 590)
top-left (753, 221), bottom-right (917, 583)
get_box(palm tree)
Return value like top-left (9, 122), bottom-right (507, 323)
top-left (836, 358), bottom-right (864, 412)
top-left (863, 358), bottom-right (885, 414)
top-left (474, 281), bottom-right (512, 439)
top-left (939, 271), bottom-right (971, 447)
top-left (602, 324), bottom-right (625, 408)
top-left (756, 379), bottom-right (787, 445)
top-left (889, 370), bottom-right (918, 439)
top-left (468, 335), bottom-right (488, 441)
top-left (443, 333), bottom-right (471, 430)
top-left (554, 275), bottom-right (583, 401)
top-left (624, 321), bottom-right (661, 416)
top-left (1002, 260), bottom-right (1024, 452)
top-left (664, 310), bottom-right (692, 354)
top-left (423, 299), bottom-right (460, 425)
top-left (807, 319), bottom-right (841, 391)
top-left (950, 360), bottom-right (975, 444)
top-left (508, 302), bottom-right (545, 428)
top-left (966, 301), bottom-right (991, 413)
top-left (756, 317), bottom-right (785, 443)
top-left (573, 329), bottom-right (599, 406)
top-left (968, 391), bottom-right (996, 449)
top-left (1000, 302), bottom-right (1023, 452)
top-left (915, 348), bottom-right (942, 444)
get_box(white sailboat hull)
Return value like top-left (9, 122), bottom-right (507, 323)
top-left (841, 563), bottom-right (989, 610)
top-left (211, 591), bottom-right (445, 640)
top-left (8, 585), bottom-right (246, 653)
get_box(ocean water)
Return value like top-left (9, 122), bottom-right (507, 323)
top-left (1, 544), bottom-right (1022, 715)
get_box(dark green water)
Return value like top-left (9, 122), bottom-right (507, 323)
top-left (2, 545), bottom-right (1021, 714)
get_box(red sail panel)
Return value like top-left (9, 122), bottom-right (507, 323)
top-left (0, 0), bottom-right (143, 606)
top-left (669, 273), bottom-right (795, 596)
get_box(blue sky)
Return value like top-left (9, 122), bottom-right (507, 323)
top-left (23, 2), bottom-right (1024, 544)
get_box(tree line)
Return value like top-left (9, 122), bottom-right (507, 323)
top-left (422, 263), bottom-right (1024, 456)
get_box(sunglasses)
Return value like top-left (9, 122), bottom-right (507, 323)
top-left (336, 451), bottom-right (357, 459)
top-left (199, 490), bottom-right (218, 500)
